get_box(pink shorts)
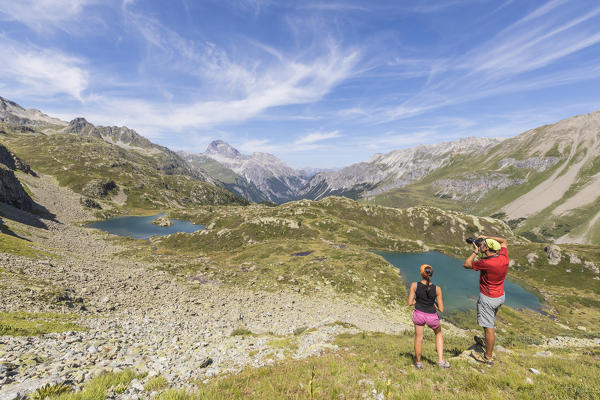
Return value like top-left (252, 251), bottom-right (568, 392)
top-left (413, 309), bottom-right (440, 330)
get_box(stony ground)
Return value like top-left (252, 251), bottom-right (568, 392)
top-left (0, 174), bottom-right (412, 399)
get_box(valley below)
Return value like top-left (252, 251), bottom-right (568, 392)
top-left (0, 97), bottom-right (599, 399)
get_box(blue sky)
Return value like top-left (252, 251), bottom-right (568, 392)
top-left (1, 0), bottom-right (600, 168)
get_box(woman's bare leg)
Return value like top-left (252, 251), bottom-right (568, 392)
top-left (414, 325), bottom-right (424, 363)
top-left (433, 326), bottom-right (444, 362)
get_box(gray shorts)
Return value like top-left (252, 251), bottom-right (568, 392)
top-left (477, 293), bottom-right (505, 328)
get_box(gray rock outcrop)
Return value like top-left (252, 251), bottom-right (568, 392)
top-left (545, 245), bottom-right (562, 265)
top-left (82, 179), bottom-right (117, 198)
top-left (63, 117), bottom-right (103, 138)
top-left (434, 173), bottom-right (526, 201)
top-left (0, 166), bottom-right (33, 211)
top-left (0, 144), bottom-right (36, 176)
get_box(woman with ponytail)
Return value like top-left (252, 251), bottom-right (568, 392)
top-left (407, 264), bottom-right (449, 369)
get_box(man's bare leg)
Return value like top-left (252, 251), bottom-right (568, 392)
top-left (484, 327), bottom-right (495, 359)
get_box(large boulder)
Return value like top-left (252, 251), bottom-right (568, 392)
top-left (544, 245), bottom-right (562, 265)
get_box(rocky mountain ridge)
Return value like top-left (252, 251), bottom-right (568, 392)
top-left (303, 137), bottom-right (503, 200)
top-left (62, 117), bottom-right (213, 182)
top-left (0, 96), bottom-right (66, 127)
top-left (0, 98), bottom-right (247, 211)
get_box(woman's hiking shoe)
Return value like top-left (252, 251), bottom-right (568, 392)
top-left (415, 362), bottom-right (423, 369)
top-left (474, 335), bottom-right (485, 348)
top-left (471, 351), bottom-right (494, 365)
top-left (438, 360), bottom-right (450, 369)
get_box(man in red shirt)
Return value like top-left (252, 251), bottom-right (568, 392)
top-left (463, 235), bottom-right (509, 365)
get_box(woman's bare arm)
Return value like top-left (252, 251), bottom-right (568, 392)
top-left (435, 286), bottom-right (444, 313)
top-left (408, 282), bottom-right (417, 306)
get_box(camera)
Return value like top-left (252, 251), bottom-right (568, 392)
top-left (466, 237), bottom-right (484, 246)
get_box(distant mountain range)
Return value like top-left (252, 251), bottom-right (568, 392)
top-left (1, 95), bottom-right (599, 244)
top-left (179, 141), bottom-right (307, 204)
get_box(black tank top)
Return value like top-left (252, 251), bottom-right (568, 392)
top-left (415, 281), bottom-right (437, 314)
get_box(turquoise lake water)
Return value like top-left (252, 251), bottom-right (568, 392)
top-left (88, 214), bottom-right (204, 239)
top-left (374, 250), bottom-right (541, 313)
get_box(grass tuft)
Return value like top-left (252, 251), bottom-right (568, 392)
top-left (144, 376), bottom-right (169, 392)
top-left (231, 328), bottom-right (254, 337)
top-left (54, 370), bottom-right (139, 400)
top-left (0, 311), bottom-right (82, 336)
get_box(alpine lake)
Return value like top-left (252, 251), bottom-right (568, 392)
top-left (374, 250), bottom-right (541, 313)
top-left (89, 215), bottom-right (540, 314)
top-left (88, 213), bottom-right (204, 240)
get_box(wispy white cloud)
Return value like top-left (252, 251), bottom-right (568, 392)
top-left (346, 1), bottom-right (600, 124)
top-left (294, 130), bottom-right (342, 145)
top-left (0, 36), bottom-right (89, 99)
top-left (0, 0), bottom-right (95, 31)
top-left (57, 5), bottom-right (363, 133)
top-left (237, 139), bottom-right (283, 154)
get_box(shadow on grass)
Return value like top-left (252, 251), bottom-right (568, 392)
top-left (0, 215), bottom-right (29, 241)
top-left (398, 350), bottom-right (439, 366)
top-left (0, 199), bottom-right (58, 234)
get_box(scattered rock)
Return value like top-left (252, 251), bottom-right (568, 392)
top-left (129, 378), bottom-right (145, 392)
top-left (526, 253), bottom-right (538, 264)
top-left (80, 197), bottom-right (102, 209)
top-left (529, 368), bottom-right (541, 375)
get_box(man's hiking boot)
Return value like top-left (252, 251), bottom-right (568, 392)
top-left (438, 360), bottom-right (450, 369)
top-left (474, 335), bottom-right (485, 349)
top-left (471, 351), bottom-right (494, 365)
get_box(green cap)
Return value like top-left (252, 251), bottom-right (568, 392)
top-left (485, 238), bottom-right (501, 251)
